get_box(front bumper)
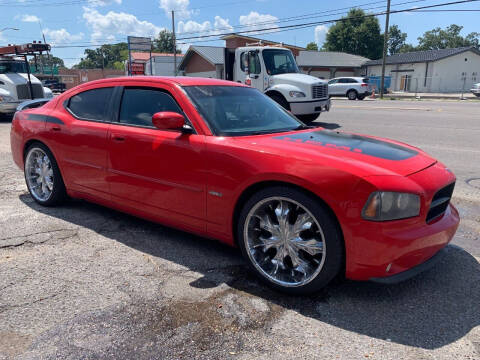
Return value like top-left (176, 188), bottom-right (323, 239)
top-left (0, 101), bottom-right (22, 114)
top-left (345, 162), bottom-right (459, 281)
top-left (471, 89), bottom-right (480, 97)
top-left (289, 98), bottom-right (331, 115)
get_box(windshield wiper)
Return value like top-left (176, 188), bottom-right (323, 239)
top-left (293, 124), bottom-right (313, 130)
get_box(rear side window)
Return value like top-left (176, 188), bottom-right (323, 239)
top-left (67, 87), bottom-right (113, 121)
top-left (338, 78), bottom-right (356, 84)
top-left (119, 88), bottom-right (183, 127)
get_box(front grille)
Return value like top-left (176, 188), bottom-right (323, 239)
top-left (312, 84), bottom-right (328, 99)
top-left (16, 84), bottom-right (44, 99)
top-left (426, 182), bottom-right (455, 223)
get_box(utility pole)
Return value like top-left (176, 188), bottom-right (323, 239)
top-left (172, 10), bottom-right (177, 76)
top-left (380, 0), bottom-right (391, 99)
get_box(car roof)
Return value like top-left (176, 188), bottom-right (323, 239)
top-left (79, 76), bottom-right (246, 88)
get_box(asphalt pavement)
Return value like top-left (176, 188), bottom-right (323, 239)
top-left (0, 99), bottom-right (479, 359)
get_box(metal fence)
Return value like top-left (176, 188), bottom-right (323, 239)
top-left (379, 73), bottom-right (479, 94)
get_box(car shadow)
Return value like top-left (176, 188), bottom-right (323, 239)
top-left (19, 194), bottom-right (480, 350)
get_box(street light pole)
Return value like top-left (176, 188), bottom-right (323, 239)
top-left (380, 0), bottom-right (391, 99)
top-left (172, 10), bottom-right (177, 76)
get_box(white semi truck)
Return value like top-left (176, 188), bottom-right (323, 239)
top-left (223, 45), bottom-right (330, 123)
top-left (0, 43), bottom-right (53, 117)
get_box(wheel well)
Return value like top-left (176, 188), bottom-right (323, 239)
top-left (232, 181), bottom-right (344, 244)
top-left (265, 90), bottom-right (290, 110)
top-left (23, 139), bottom-right (45, 160)
top-left (347, 89), bottom-right (358, 94)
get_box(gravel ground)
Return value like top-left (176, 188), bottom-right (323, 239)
top-left (0, 100), bottom-right (479, 360)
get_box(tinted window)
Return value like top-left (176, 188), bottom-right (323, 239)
top-left (68, 87), bottom-right (113, 121)
top-left (184, 86), bottom-right (302, 136)
top-left (328, 79), bottom-right (338, 84)
top-left (119, 88), bottom-right (183, 127)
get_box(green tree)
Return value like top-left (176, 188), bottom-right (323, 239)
top-left (153, 29), bottom-right (181, 53)
top-left (322, 8), bottom-right (383, 59)
top-left (398, 43), bottom-right (418, 53)
top-left (388, 25), bottom-right (407, 55)
top-left (306, 42), bottom-right (318, 51)
top-left (417, 24), bottom-right (479, 50)
top-left (74, 43), bottom-right (128, 69)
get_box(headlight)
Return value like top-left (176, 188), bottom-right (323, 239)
top-left (362, 192), bottom-right (420, 221)
top-left (289, 91), bottom-right (306, 98)
top-left (0, 95), bottom-right (15, 103)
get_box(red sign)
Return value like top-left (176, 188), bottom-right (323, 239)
top-left (129, 62), bottom-right (145, 75)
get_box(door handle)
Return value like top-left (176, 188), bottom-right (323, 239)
top-left (51, 126), bottom-right (61, 131)
top-left (111, 134), bottom-right (125, 142)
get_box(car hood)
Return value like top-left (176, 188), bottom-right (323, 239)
top-left (233, 129), bottom-right (436, 178)
top-left (0, 73), bottom-right (42, 85)
top-left (270, 73), bottom-right (326, 86)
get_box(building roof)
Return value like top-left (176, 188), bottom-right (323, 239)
top-left (178, 45), bottom-right (225, 70)
top-left (221, 34), bottom-right (305, 51)
top-left (364, 46), bottom-right (480, 66)
top-left (131, 52), bottom-right (184, 62)
top-left (296, 51), bottom-right (370, 68)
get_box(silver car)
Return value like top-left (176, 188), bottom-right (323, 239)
top-left (471, 83), bottom-right (480, 97)
top-left (327, 77), bottom-right (372, 100)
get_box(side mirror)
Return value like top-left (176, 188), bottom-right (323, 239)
top-left (152, 112), bottom-right (185, 131)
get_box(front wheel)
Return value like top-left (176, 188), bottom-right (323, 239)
top-left (24, 143), bottom-right (67, 206)
top-left (237, 186), bottom-right (343, 294)
top-left (297, 113), bottom-right (319, 124)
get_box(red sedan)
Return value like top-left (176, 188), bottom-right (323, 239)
top-left (10, 76), bottom-right (459, 294)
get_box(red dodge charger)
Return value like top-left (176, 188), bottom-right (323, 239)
top-left (10, 76), bottom-right (459, 294)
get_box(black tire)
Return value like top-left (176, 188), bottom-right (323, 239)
top-left (297, 113), bottom-right (319, 124)
top-left (357, 94), bottom-right (366, 100)
top-left (347, 90), bottom-right (358, 100)
top-left (237, 186), bottom-right (344, 295)
top-left (24, 142), bottom-right (67, 206)
top-left (268, 93), bottom-right (290, 111)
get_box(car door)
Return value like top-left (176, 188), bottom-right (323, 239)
top-left (45, 86), bottom-right (114, 200)
top-left (328, 79), bottom-right (340, 95)
top-left (107, 86), bottom-right (206, 233)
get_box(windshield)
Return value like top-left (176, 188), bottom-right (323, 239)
top-left (184, 86), bottom-right (304, 136)
top-left (0, 61), bottom-right (28, 74)
top-left (262, 49), bottom-right (299, 75)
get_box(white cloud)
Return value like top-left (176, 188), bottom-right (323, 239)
top-left (83, 7), bottom-right (163, 42)
top-left (314, 25), bottom-right (328, 47)
top-left (159, 0), bottom-right (191, 19)
top-left (21, 14), bottom-right (40, 22)
top-left (87, 0), bottom-right (121, 6)
top-left (44, 28), bottom-right (84, 45)
top-left (238, 11), bottom-right (278, 34)
top-left (177, 15), bottom-right (232, 35)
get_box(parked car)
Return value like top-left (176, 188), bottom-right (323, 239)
top-left (328, 77), bottom-right (372, 100)
top-left (10, 76), bottom-right (459, 294)
top-left (471, 83), bottom-right (480, 97)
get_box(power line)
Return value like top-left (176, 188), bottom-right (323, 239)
top-left (176, 0), bottom-right (480, 41)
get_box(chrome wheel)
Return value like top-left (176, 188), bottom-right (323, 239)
top-left (244, 197), bottom-right (326, 287)
top-left (25, 148), bottom-right (54, 202)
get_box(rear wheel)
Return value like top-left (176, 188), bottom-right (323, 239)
top-left (347, 90), bottom-right (358, 100)
top-left (357, 94), bottom-right (366, 100)
top-left (237, 186), bottom-right (343, 294)
top-left (24, 143), bottom-right (67, 206)
top-left (297, 113), bottom-right (319, 124)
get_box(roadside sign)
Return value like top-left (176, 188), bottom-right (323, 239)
top-left (127, 36), bottom-right (151, 51)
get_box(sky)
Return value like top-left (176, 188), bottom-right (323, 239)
top-left (0, 0), bottom-right (479, 67)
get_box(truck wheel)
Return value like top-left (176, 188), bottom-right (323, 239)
top-left (237, 186), bottom-right (343, 294)
top-left (268, 93), bottom-right (290, 111)
top-left (297, 114), bottom-right (319, 124)
top-left (347, 90), bottom-right (358, 100)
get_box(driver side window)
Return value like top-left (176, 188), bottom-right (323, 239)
top-left (248, 52), bottom-right (261, 75)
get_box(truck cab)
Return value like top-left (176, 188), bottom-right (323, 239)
top-left (0, 57), bottom-right (53, 116)
top-left (231, 46), bottom-right (330, 123)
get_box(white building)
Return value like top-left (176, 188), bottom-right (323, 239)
top-left (364, 46), bottom-right (480, 93)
